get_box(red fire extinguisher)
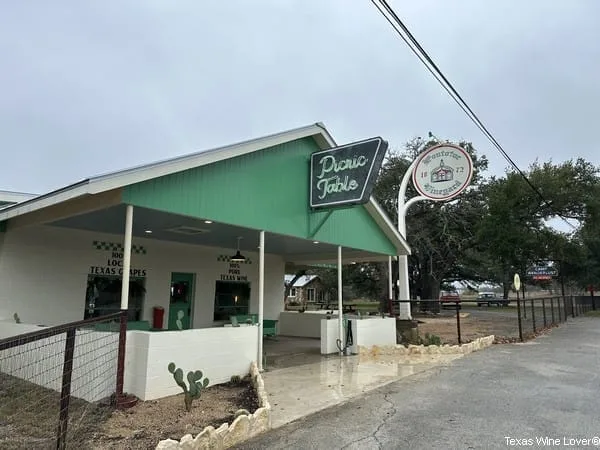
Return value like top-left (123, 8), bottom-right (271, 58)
top-left (152, 306), bottom-right (165, 329)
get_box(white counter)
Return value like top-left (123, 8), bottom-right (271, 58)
top-left (320, 316), bottom-right (396, 355)
top-left (278, 311), bottom-right (337, 338)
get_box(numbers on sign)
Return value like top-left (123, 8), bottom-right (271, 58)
top-left (455, 166), bottom-right (465, 173)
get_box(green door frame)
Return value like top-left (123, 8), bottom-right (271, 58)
top-left (168, 272), bottom-right (196, 330)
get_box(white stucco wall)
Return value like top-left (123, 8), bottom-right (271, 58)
top-left (125, 326), bottom-right (258, 401)
top-left (349, 317), bottom-right (397, 353)
top-left (278, 311), bottom-right (332, 338)
top-left (0, 322), bottom-right (257, 403)
top-left (0, 225), bottom-right (285, 327)
top-left (320, 316), bottom-right (397, 355)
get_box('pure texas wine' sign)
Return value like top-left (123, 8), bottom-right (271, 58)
top-left (310, 137), bottom-right (388, 209)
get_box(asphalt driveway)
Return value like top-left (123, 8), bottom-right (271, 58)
top-left (237, 317), bottom-right (600, 449)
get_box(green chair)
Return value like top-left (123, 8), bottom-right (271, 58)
top-left (263, 319), bottom-right (278, 339)
top-left (230, 314), bottom-right (278, 338)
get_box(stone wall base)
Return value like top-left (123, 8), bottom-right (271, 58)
top-left (156, 361), bottom-right (271, 450)
top-left (395, 319), bottom-right (419, 344)
top-left (359, 335), bottom-right (495, 357)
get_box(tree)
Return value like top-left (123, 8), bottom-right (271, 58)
top-left (475, 158), bottom-right (600, 295)
top-left (306, 263), bottom-right (386, 304)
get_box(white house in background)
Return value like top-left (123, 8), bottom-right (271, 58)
top-left (0, 122), bottom-right (409, 401)
top-left (284, 274), bottom-right (331, 305)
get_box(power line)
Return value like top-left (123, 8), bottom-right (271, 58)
top-left (371, 0), bottom-right (577, 230)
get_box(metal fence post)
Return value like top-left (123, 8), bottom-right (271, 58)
top-left (542, 298), bottom-right (547, 327)
top-left (530, 298), bottom-right (536, 333)
top-left (550, 297), bottom-right (555, 324)
top-left (558, 297), bottom-right (562, 322)
top-left (455, 302), bottom-right (461, 345)
top-left (56, 328), bottom-right (76, 450)
top-left (116, 310), bottom-right (127, 406)
top-left (516, 294), bottom-right (523, 342)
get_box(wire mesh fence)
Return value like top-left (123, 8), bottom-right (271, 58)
top-left (0, 312), bottom-right (124, 449)
top-left (388, 295), bottom-right (596, 345)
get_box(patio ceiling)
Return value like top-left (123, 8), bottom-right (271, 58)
top-left (48, 204), bottom-right (392, 264)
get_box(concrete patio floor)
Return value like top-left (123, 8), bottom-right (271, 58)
top-left (262, 336), bottom-right (464, 428)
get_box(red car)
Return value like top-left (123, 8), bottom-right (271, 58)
top-left (439, 291), bottom-right (461, 308)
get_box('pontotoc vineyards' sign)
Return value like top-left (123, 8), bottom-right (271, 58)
top-left (310, 137), bottom-right (388, 208)
top-left (412, 143), bottom-right (474, 201)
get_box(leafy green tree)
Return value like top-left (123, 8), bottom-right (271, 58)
top-left (475, 158), bottom-right (600, 296)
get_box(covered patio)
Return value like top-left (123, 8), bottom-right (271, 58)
top-left (45, 200), bottom-right (403, 358)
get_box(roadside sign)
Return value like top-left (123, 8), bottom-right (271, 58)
top-left (411, 144), bottom-right (474, 201)
top-left (526, 266), bottom-right (558, 280)
top-left (513, 273), bottom-right (521, 291)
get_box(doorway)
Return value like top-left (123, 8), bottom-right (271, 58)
top-left (214, 281), bottom-right (251, 321)
top-left (168, 272), bottom-right (195, 330)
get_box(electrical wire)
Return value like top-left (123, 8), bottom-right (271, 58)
top-left (370, 0), bottom-right (577, 230)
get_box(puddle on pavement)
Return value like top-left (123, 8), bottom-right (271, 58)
top-left (263, 353), bottom-right (462, 428)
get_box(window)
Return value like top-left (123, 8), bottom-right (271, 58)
top-left (289, 288), bottom-right (296, 297)
top-left (85, 275), bottom-right (145, 321)
top-left (214, 281), bottom-right (251, 321)
top-left (306, 288), bottom-right (315, 302)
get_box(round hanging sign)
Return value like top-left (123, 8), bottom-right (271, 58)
top-left (411, 143), bottom-right (474, 201)
top-left (513, 273), bottom-right (521, 291)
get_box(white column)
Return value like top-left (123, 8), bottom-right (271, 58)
top-left (397, 213), bottom-right (412, 320)
top-left (388, 256), bottom-right (393, 301)
top-left (120, 205), bottom-right (134, 311)
top-left (398, 255), bottom-right (411, 317)
top-left (258, 231), bottom-right (265, 371)
top-left (338, 246), bottom-right (343, 355)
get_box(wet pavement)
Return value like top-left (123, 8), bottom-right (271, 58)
top-left (262, 337), bottom-right (463, 428)
top-left (238, 317), bottom-right (600, 450)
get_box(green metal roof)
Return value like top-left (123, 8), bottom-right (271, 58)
top-left (122, 136), bottom-right (401, 256)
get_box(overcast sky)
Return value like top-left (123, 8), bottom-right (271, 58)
top-left (1, 0), bottom-right (599, 197)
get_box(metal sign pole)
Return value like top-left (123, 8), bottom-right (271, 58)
top-left (397, 157), bottom-right (420, 320)
top-left (396, 143), bottom-right (474, 321)
top-left (514, 274), bottom-right (523, 342)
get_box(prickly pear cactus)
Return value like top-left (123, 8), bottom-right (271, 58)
top-left (168, 363), bottom-right (210, 411)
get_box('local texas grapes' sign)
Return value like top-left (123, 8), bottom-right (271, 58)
top-left (310, 137), bottom-right (388, 208)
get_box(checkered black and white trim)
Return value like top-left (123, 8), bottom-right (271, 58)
top-left (217, 254), bottom-right (252, 264)
top-left (92, 241), bottom-right (147, 255)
